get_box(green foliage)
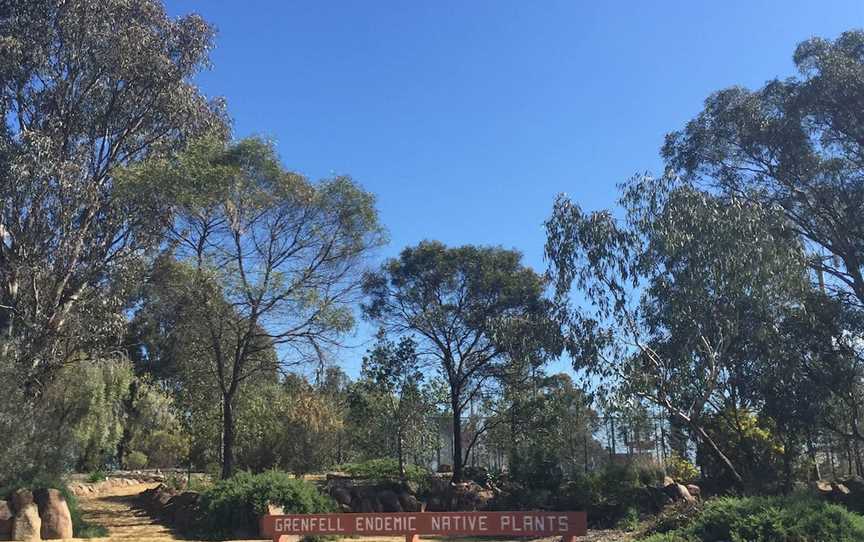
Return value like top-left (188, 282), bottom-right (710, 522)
top-left (86, 470), bottom-right (107, 483)
top-left (699, 409), bottom-right (785, 492)
top-left (236, 378), bottom-right (345, 476)
top-left (666, 455), bottom-right (699, 485)
top-left (547, 463), bottom-right (655, 526)
top-left (0, 0), bottom-right (225, 388)
top-left (333, 459), bottom-right (430, 487)
top-left (126, 451), bottom-right (149, 470)
top-left (0, 355), bottom-right (134, 485)
top-left (197, 471), bottom-right (334, 539)
top-left (363, 240), bottom-right (560, 480)
top-left (617, 507), bottom-right (641, 532)
top-left (639, 495), bottom-right (864, 542)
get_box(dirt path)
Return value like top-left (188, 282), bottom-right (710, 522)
top-left (75, 482), bottom-right (194, 541)
top-left (73, 483), bottom-right (629, 542)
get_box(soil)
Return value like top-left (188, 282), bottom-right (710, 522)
top-left (71, 482), bottom-right (632, 542)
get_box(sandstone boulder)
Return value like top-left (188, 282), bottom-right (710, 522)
top-left (0, 500), bottom-right (12, 538)
top-left (662, 482), bottom-right (695, 503)
top-left (686, 484), bottom-right (701, 499)
top-left (378, 489), bottom-right (402, 512)
top-left (11, 491), bottom-right (41, 542)
top-left (34, 489), bottom-right (73, 540)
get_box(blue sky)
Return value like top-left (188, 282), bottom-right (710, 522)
top-left (166, 0), bottom-right (862, 377)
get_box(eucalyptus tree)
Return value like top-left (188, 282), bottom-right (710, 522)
top-left (545, 176), bottom-right (808, 485)
top-left (663, 29), bottom-right (864, 460)
top-left (351, 331), bottom-right (438, 476)
top-left (134, 136), bottom-right (386, 478)
top-left (0, 0), bottom-right (226, 385)
top-left (362, 241), bottom-right (559, 481)
top-left (663, 30), bottom-right (864, 311)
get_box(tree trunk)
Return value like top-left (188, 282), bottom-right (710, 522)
top-left (397, 428), bottom-right (405, 478)
top-left (452, 400), bottom-right (463, 482)
top-left (694, 424), bottom-right (743, 485)
top-left (221, 393), bottom-right (235, 479)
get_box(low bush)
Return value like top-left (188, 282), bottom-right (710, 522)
top-left (125, 451), bottom-right (148, 470)
top-left (665, 455), bottom-right (699, 485)
top-left (640, 494), bottom-right (864, 542)
top-left (86, 470), bottom-right (107, 483)
top-left (333, 458), bottom-right (429, 487)
top-left (196, 470), bottom-right (334, 539)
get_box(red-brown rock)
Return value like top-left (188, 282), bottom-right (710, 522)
top-left (35, 488), bottom-right (73, 540)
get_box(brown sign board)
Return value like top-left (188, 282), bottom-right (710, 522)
top-left (261, 511), bottom-right (587, 542)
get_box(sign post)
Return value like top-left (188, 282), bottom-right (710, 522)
top-left (261, 511), bottom-right (588, 542)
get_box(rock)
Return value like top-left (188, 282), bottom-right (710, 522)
top-left (814, 480), bottom-right (833, 495)
top-left (663, 475), bottom-right (675, 487)
top-left (686, 484), bottom-right (701, 499)
top-left (11, 491), bottom-right (41, 542)
top-left (0, 500), bottom-right (12, 538)
top-left (378, 490), bottom-right (402, 512)
top-left (663, 482), bottom-right (695, 503)
top-left (358, 497), bottom-right (375, 513)
top-left (398, 492), bottom-right (422, 512)
top-left (34, 489), bottom-right (73, 540)
top-left (11, 490), bottom-right (34, 511)
top-left (331, 487), bottom-right (352, 506)
top-left (426, 496), bottom-right (442, 512)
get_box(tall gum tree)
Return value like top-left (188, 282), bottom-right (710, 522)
top-left (545, 175), bottom-right (809, 487)
top-left (362, 241), bottom-right (559, 482)
top-left (0, 0), bottom-right (226, 385)
top-left (133, 137), bottom-right (386, 478)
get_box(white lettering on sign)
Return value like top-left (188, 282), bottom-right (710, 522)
top-left (498, 514), bottom-right (569, 532)
top-left (429, 515), bottom-right (490, 532)
top-left (274, 517), bottom-right (344, 533)
top-left (355, 516), bottom-right (417, 532)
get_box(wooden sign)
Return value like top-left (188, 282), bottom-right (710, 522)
top-left (261, 511), bottom-right (588, 542)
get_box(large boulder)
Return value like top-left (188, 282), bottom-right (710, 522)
top-left (377, 489), bottom-right (402, 512)
top-left (331, 487), bottom-right (352, 507)
top-left (686, 484), bottom-right (701, 500)
top-left (0, 500), bottom-right (12, 538)
top-left (662, 482), bottom-right (696, 504)
top-left (398, 492), bottom-right (422, 512)
top-left (34, 489), bottom-right (73, 540)
top-left (11, 490), bottom-right (41, 541)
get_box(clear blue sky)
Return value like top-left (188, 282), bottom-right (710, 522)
top-left (166, 0), bottom-right (862, 377)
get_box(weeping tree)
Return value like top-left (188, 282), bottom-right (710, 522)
top-left (545, 175), bottom-right (809, 486)
top-left (132, 136), bottom-right (386, 478)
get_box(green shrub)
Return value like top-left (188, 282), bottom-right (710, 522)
top-left (554, 463), bottom-right (648, 527)
top-left (126, 450), bottom-right (148, 470)
top-left (333, 458), bottom-right (429, 488)
top-left (86, 470), bottom-right (107, 483)
top-left (665, 455), bottom-right (699, 485)
top-left (617, 506), bottom-right (641, 532)
top-left (639, 494), bottom-right (864, 542)
top-left (197, 470), bottom-right (334, 539)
